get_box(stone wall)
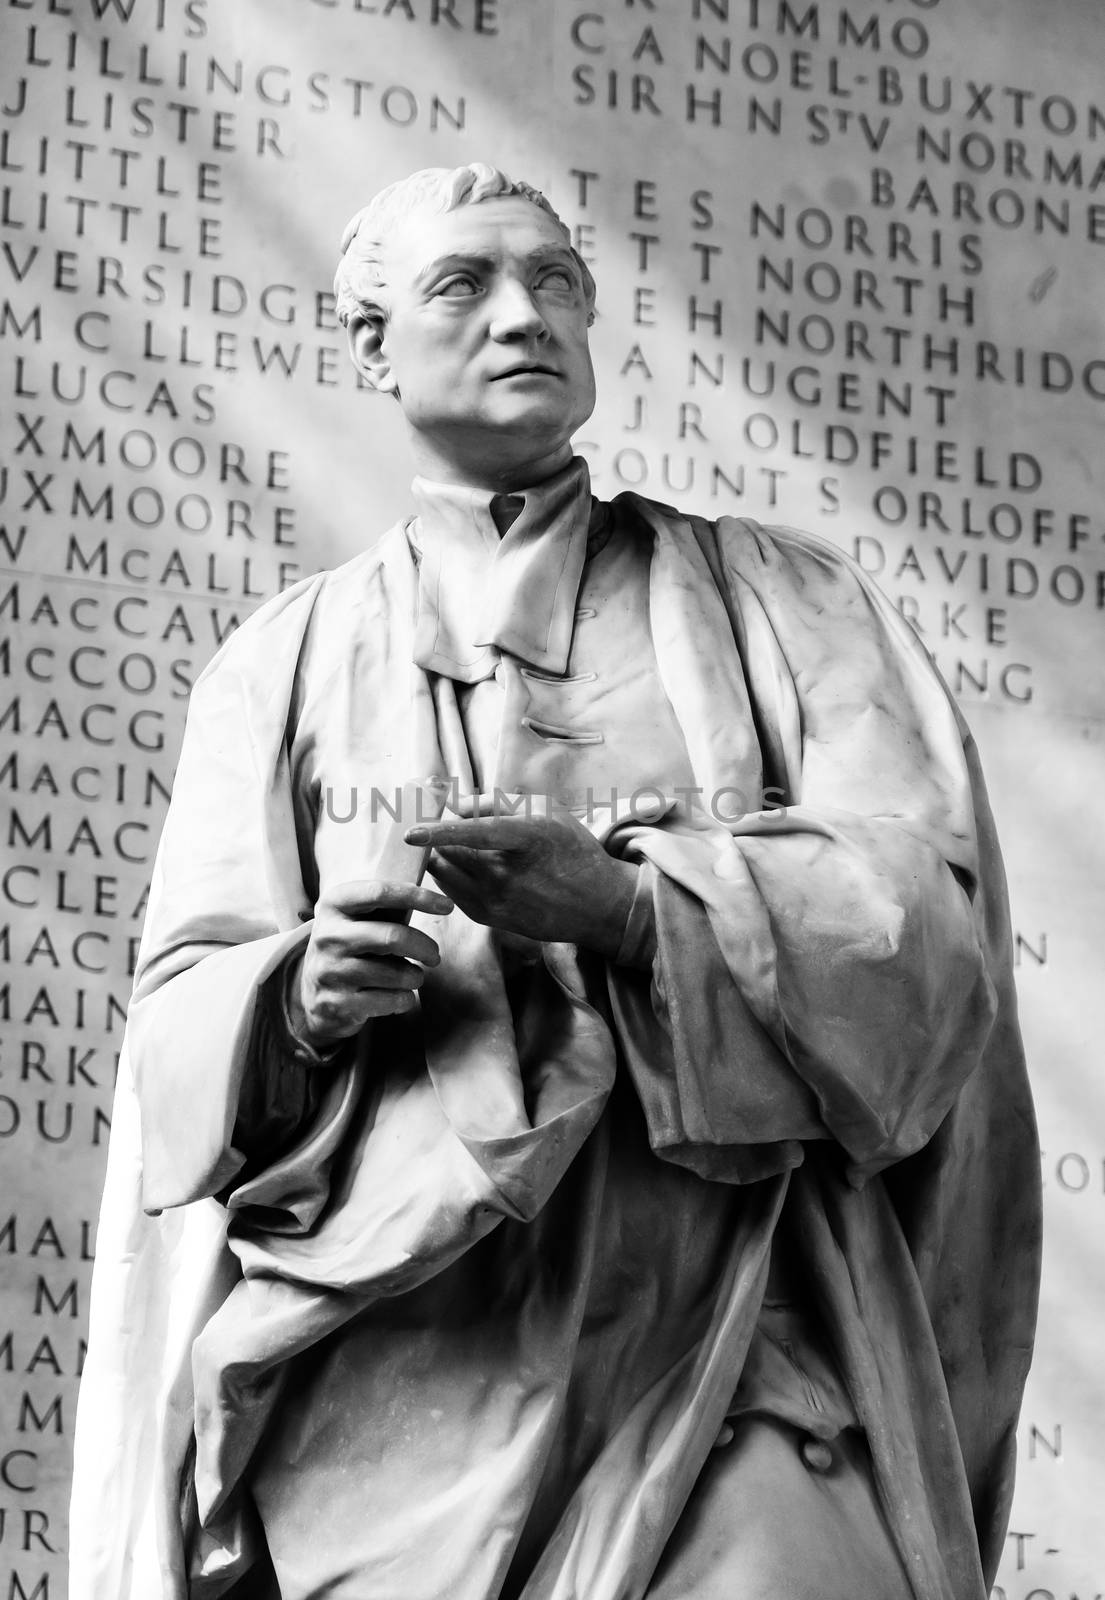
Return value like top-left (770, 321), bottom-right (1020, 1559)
top-left (1, 2), bottom-right (1101, 1594)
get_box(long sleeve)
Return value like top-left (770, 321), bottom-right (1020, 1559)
top-left (127, 577), bottom-right (326, 1211)
top-left (613, 806), bottom-right (995, 1186)
top-left (607, 507), bottom-right (1000, 1186)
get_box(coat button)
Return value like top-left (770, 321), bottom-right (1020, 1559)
top-left (712, 1422), bottom-right (736, 1450)
top-left (800, 1438), bottom-right (834, 1473)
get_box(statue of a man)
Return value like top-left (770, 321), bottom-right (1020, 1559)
top-left (71, 164), bottom-right (1040, 1600)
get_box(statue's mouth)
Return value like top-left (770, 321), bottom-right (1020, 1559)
top-left (493, 364), bottom-right (560, 380)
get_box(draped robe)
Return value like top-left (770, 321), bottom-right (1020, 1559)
top-left (69, 489), bottom-right (1040, 1600)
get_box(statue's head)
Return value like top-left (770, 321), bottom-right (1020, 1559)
top-left (334, 164), bottom-right (596, 328)
top-left (334, 164), bottom-right (598, 489)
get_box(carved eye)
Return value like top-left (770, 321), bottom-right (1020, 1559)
top-left (537, 267), bottom-right (575, 292)
top-left (437, 275), bottom-right (480, 298)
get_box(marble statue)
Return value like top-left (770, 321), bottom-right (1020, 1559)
top-left (70, 163), bottom-right (1041, 1600)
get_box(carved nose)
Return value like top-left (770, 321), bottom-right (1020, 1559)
top-left (489, 284), bottom-right (548, 341)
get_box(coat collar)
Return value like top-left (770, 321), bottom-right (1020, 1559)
top-left (408, 456), bottom-right (593, 682)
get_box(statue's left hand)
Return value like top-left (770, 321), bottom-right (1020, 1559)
top-left (406, 794), bottom-right (637, 959)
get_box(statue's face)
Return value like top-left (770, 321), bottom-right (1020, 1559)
top-left (363, 196), bottom-right (596, 478)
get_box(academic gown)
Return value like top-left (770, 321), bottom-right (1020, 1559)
top-left (68, 470), bottom-right (1040, 1600)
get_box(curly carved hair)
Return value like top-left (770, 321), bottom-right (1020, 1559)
top-left (333, 163), bottom-right (596, 327)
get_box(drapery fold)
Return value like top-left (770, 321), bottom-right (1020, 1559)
top-left (70, 498), bottom-right (1039, 1600)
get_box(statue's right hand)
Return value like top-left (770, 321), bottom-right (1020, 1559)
top-left (289, 879), bottom-right (454, 1051)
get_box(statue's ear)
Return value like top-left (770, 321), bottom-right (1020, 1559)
top-left (347, 312), bottom-right (397, 395)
